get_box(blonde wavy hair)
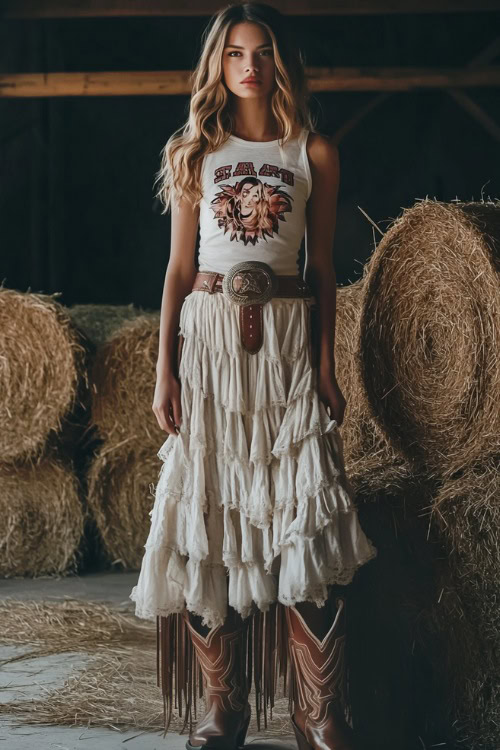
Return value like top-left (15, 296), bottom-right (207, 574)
top-left (154, 2), bottom-right (317, 215)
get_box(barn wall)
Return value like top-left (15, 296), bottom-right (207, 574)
top-left (1, 12), bottom-right (499, 306)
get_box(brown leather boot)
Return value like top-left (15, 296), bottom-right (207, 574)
top-left (286, 597), bottom-right (356, 750)
top-left (183, 608), bottom-right (251, 750)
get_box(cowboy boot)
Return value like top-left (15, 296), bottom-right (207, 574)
top-left (286, 597), bottom-right (356, 750)
top-left (183, 608), bottom-right (251, 750)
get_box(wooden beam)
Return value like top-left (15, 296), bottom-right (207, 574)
top-left (331, 93), bottom-right (392, 144)
top-left (307, 66), bottom-right (500, 90)
top-left (1, 67), bottom-right (499, 97)
top-left (446, 88), bottom-right (500, 142)
top-left (442, 35), bottom-right (500, 142)
top-left (465, 35), bottom-right (500, 66)
top-left (2, 0), bottom-right (500, 17)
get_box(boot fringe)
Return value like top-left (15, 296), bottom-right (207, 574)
top-left (157, 598), bottom-right (353, 736)
top-left (157, 602), bottom-right (292, 735)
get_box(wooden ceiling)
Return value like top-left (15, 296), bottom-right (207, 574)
top-left (2, 0), bottom-right (500, 18)
top-left (2, 0), bottom-right (498, 142)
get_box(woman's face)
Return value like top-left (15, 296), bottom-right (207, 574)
top-left (222, 22), bottom-right (275, 100)
top-left (240, 182), bottom-right (260, 211)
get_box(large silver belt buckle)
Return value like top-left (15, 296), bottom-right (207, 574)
top-left (222, 260), bottom-right (277, 306)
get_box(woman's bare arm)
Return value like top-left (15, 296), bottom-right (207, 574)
top-left (303, 132), bottom-right (340, 375)
top-left (156, 196), bottom-right (199, 376)
top-left (153, 195), bottom-right (200, 434)
top-left (303, 133), bottom-right (346, 425)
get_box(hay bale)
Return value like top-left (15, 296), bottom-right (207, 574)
top-left (359, 199), bottom-right (500, 479)
top-left (432, 462), bottom-right (500, 646)
top-left (421, 462), bottom-right (500, 750)
top-left (0, 453), bottom-right (85, 576)
top-left (348, 484), bottom-right (447, 748)
top-left (335, 281), bottom-right (415, 494)
top-left (0, 287), bottom-right (88, 462)
top-left (67, 303), bottom-right (153, 350)
top-left (90, 314), bottom-right (163, 451)
top-left (350, 474), bottom-right (499, 750)
top-left (86, 444), bottom-right (160, 570)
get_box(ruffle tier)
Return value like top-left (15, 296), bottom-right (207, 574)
top-left (130, 290), bottom-right (377, 628)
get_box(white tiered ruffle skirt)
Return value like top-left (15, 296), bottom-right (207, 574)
top-left (130, 288), bottom-right (377, 629)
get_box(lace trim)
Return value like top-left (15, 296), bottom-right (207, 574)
top-left (142, 504), bottom-right (366, 582)
top-left (271, 421), bottom-right (339, 457)
top-left (129, 600), bottom-right (186, 622)
top-left (150, 456), bottom-right (344, 502)
top-left (278, 546), bottom-right (379, 607)
top-left (157, 410), bottom-right (337, 466)
top-left (141, 542), bottom-right (226, 565)
top-left (150, 472), bottom-right (353, 532)
top-left (178, 370), bottom-right (318, 416)
top-left (131, 542), bottom-right (378, 627)
top-left (178, 327), bottom-right (308, 365)
top-left (273, 475), bottom-right (344, 510)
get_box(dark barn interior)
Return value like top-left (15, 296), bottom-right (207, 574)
top-left (2, 3), bottom-right (499, 306)
top-left (1, 3), bottom-right (500, 750)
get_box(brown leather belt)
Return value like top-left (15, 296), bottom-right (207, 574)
top-left (191, 260), bottom-right (313, 354)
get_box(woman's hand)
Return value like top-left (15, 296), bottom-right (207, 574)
top-left (317, 364), bottom-right (346, 427)
top-left (152, 371), bottom-right (182, 436)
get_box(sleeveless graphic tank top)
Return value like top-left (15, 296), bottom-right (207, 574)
top-left (198, 127), bottom-right (312, 276)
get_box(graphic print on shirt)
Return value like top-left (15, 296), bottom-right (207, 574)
top-left (209, 160), bottom-right (295, 246)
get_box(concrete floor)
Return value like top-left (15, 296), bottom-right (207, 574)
top-left (1, 571), bottom-right (296, 750)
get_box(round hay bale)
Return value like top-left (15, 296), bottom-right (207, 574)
top-left (430, 460), bottom-right (500, 639)
top-left (60, 304), bottom-right (159, 467)
top-left (422, 462), bottom-right (500, 749)
top-left (86, 444), bottom-right (160, 570)
top-left (67, 303), bottom-right (153, 350)
top-left (0, 454), bottom-right (85, 576)
top-left (349, 483), bottom-right (447, 747)
top-left (351, 475), bottom-right (500, 749)
top-left (359, 199), bottom-right (500, 479)
top-left (360, 199), bottom-right (500, 477)
top-left (90, 314), bottom-right (163, 451)
top-left (0, 287), bottom-right (88, 462)
top-left (335, 281), bottom-right (416, 494)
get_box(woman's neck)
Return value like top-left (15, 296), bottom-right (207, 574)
top-left (231, 119), bottom-right (300, 142)
top-left (230, 100), bottom-right (282, 142)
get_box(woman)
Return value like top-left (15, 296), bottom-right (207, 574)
top-left (130, 4), bottom-right (377, 749)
